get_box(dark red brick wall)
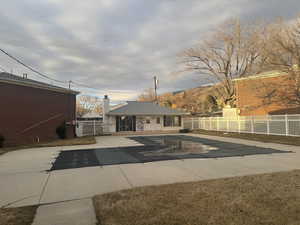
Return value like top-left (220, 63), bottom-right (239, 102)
top-left (0, 82), bottom-right (76, 146)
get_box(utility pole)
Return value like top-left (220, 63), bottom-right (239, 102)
top-left (68, 80), bottom-right (72, 89)
top-left (154, 76), bottom-right (158, 103)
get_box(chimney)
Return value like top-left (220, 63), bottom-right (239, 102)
top-left (103, 95), bottom-right (110, 123)
top-left (23, 73), bottom-right (28, 79)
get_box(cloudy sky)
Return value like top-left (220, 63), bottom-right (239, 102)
top-left (0, 0), bottom-right (300, 103)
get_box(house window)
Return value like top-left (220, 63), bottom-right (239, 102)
top-left (163, 116), bottom-right (181, 127)
top-left (156, 117), bottom-right (161, 124)
top-left (146, 117), bottom-right (151, 124)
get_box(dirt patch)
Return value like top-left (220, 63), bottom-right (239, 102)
top-left (94, 170), bottom-right (300, 225)
top-left (193, 129), bottom-right (300, 146)
top-left (0, 206), bottom-right (37, 225)
top-left (0, 136), bottom-right (96, 156)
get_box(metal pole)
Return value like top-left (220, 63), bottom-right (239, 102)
top-left (154, 76), bottom-right (158, 103)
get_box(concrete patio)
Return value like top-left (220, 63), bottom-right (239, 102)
top-left (0, 134), bottom-right (299, 225)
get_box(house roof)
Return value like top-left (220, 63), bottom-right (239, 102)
top-left (0, 72), bottom-right (79, 95)
top-left (107, 101), bottom-right (188, 116)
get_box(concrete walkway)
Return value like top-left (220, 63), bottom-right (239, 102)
top-left (32, 198), bottom-right (97, 225)
top-left (0, 134), bottom-right (299, 225)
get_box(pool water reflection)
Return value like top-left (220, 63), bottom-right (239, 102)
top-left (141, 137), bottom-right (218, 156)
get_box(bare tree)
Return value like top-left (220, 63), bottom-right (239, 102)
top-left (261, 17), bottom-right (300, 106)
top-left (76, 95), bottom-right (102, 117)
top-left (180, 19), bottom-right (267, 106)
top-left (137, 88), bottom-right (156, 102)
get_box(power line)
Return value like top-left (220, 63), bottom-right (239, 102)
top-left (0, 48), bottom-right (137, 95)
top-left (0, 48), bottom-right (68, 84)
top-left (71, 80), bottom-right (96, 89)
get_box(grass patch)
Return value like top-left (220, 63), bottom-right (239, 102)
top-left (0, 136), bottom-right (96, 155)
top-left (192, 129), bottom-right (300, 146)
top-left (94, 170), bottom-right (300, 225)
top-left (0, 206), bottom-right (37, 225)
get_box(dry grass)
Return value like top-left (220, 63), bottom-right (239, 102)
top-left (37, 136), bottom-right (96, 147)
top-left (0, 136), bottom-right (96, 155)
top-left (94, 170), bottom-right (300, 225)
top-left (0, 206), bottom-right (37, 225)
top-left (193, 129), bottom-right (300, 146)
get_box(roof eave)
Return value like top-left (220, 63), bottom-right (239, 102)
top-left (0, 79), bottom-right (80, 95)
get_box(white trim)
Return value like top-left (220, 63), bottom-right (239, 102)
top-left (234, 71), bottom-right (288, 82)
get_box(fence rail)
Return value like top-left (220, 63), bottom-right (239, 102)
top-left (183, 114), bottom-right (300, 137)
top-left (76, 120), bottom-right (104, 137)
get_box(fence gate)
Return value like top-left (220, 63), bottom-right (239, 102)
top-left (76, 120), bottom-right (104, 137)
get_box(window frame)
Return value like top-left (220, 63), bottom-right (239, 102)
top-left (163, 115), bottom-right (181, 127)
top-left (156, 117), bottom-right (161, 124)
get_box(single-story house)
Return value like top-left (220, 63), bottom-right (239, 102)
top-left (0, 72), bottom-right (79, 146)
top-left (102, 95), bottom-right (188, 133)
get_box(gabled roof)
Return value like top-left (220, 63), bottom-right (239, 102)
top-left (107, 101), bottom-right (188, 116)
top-left (0, 72), bottom-right (79, 95)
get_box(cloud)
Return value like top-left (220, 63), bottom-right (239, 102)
top-left (0, 0), bottom-right (299, 102)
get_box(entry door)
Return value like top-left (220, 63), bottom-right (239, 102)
top-left (116, 116), bottom-right (136, 132)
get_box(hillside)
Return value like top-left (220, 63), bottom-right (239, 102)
top-left (158, 85), bottom-right (221, 114)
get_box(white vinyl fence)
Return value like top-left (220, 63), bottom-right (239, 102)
top-left (76, 121), bottom-right (104, 137)
top-left (183, 114), bottom-right (300, 137)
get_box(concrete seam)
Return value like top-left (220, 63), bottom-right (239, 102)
top-left (38, 172), bottom-right (51, 204)
top-left (118, 166), bottom-right (134, 188)
top-left (37, 196), bottom-right (92, 207)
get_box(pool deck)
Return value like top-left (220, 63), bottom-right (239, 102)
top-left (1, 134), bottom-right (300, 224)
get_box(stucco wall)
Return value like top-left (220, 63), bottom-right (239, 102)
top-left (107, 115), bottom-right (182, 132)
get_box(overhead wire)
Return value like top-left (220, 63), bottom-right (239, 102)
top-left (0, 48), bottom-right (68, 84)
top-left (0, 48), bottom-right (138, 95)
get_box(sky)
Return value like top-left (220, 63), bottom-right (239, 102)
top-left (0, 0), bottom-right (300, 103)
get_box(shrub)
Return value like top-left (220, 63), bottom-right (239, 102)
top-left (0, 134), bottom-right (5, 148)
top-left (56, 122), bottom-right (67, 139)
top-left (179, 128), bottom-right (190, 133)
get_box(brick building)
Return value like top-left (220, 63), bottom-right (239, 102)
top-left (235, 71), bottom-right (299, 116)
top-left (0, 72), bottom-right (79, 146)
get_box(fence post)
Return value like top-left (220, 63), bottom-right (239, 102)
top-left (191, 118), bottom-right (194, 130)
top-left (267, 115), bottom-right (270, 135)
top-left (199, 117), bottom-right (201, 129)
top-left (209, 117), bottom-right (212, 130)
top-left (285, 114), bottom-right (289, 136)
top-left (238, 117), bottom-right (241, 133)
top-left (251, 116), bottom-right (254, 134)
top-left (227, 119), bottom-right (229, 132)
top-left (217, 117), bottom-right (219, 131)
top-left (93, 120), bottom-right (96, 136)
